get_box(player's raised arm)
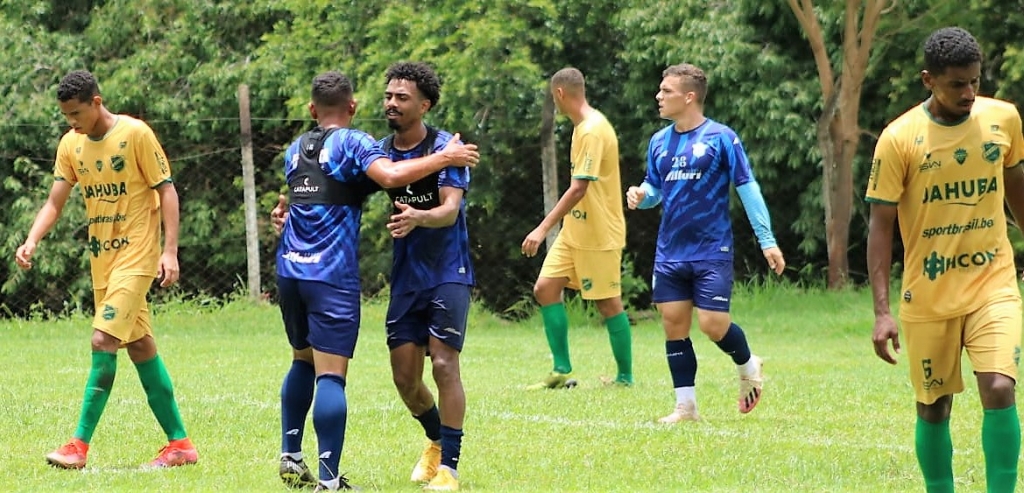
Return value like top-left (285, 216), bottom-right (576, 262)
top-left (366, 133), bottom-right (478, 189)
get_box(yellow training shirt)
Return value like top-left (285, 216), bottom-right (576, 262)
top-left (558, 110), bottom-right (626, 251)
top-left (866, 97), bottom-right (1024, 322)
top-left (54, 116), bottom-right (172, 289)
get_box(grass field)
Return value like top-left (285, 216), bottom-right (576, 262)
top-left (0, 285), bottom-right (1017, 492)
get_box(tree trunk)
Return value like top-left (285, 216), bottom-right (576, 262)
top-left (540, 88), bottom-right (559, 250)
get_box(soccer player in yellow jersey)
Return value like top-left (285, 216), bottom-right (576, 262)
top-left (521, 67), bottom-right (632, 389)
top-left (14, 70), bottom-right (197, 469)
top-left (867, 28), bottom-right (1024, 493)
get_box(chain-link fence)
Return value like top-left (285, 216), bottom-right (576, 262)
top-left (1, 111), bottom-right (667, 320)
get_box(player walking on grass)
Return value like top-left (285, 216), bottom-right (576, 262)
top-left (377, 62), bottom-right (472, 492)
top-left (14, 70), bottom-right (197, 469)
top-left (867, 27), bottom-right (1024, 493)
top-left (521, 67), bottom-right (634, 390)
top-left (626, 63), bottom-right (784, 423)
top-left (271, 71), bottom-right (478, 491)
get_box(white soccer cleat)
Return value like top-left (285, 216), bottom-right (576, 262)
top-left (657, 400), bottom-right (700, 424)
top-left (738, 355), bottom-right (764, 414)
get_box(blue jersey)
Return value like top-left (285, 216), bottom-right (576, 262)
top-left (644, 119), bottom-right (755, 262)
top-left (277, 128), bottom-right (385, 288)
top-left (380, 129), bottom-right (475, 295)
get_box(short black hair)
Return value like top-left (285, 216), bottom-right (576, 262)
top-left (311, 71), bottom-right (353, 107)
top-left (923, 27), bottom-right (982, 75)
top-left (385, 62), bottom-right (441, 110)
top-left (57, 70), bottom-right (99, 103)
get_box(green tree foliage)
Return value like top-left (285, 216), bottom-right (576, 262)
top-left (2, 0), bottom-right (1022, 316)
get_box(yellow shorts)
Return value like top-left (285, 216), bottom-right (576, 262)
top-left (93, 275), bottom-right (154, 344)
top-left (902, 294), bottom-right (1022, 404)
top-left (538, 235), bottom-right (622, 300)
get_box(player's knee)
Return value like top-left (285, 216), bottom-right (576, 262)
top-left (977, 373), bottom-right (1016, 407)
top-left (392, 370), bottom-right (420, 396)
top-left (90, 330), bottom-right (120, 352)
top-left (430, 353), bottom-right (461, 384)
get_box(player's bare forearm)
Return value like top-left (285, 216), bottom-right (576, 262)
top-left (867, 203), bottom-right (897, 317)
top-left (156, 182), bottom-right (180, 255)
top-left (26, 181), bottom-right (74, 244)
top-left (1003, 163), bottom-right (1024, 229)
top-left (537, 179), bottom-right (588, 232)
top-left (415, 188), bottom-right (462, 228)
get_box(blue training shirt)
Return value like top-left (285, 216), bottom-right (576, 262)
top-left (380, 129), bottom-right (475, 295)
top-left (277, 128), bottom-right (386, 289)
top-left (643, 118), bottom-right (755, 262)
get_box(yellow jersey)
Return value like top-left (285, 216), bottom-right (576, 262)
top-left (54, 116), bottom-right (172, 289)
top-left (559, 110), bottom-right (626, 250)
top-left (866, 97), bottom-right (1024, 322)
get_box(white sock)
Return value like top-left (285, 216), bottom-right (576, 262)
top-left (674, 386), bottom-right (695, 405)
top-left (738, 355), bottom-right (760, 377)
top-left (282, 452), bottom-right (302, 461)
top-left (320, 478), bottom-right (340, 491)
top-left (438, 465), bottom-right (459, 478)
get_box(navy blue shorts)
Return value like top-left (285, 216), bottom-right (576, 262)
top-left (386, 283), bottom-right (471, 352)
top-left (278, 277), bottom-right (360, 357)
top-left (651, 259), bottom-right (733, 312)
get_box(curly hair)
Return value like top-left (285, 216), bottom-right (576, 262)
top-left (923, 27), bottom-right (982, 74)
top-left (663, 63), bottom-right (708, 105)
top-left (311, 71), bottom-right (354, 108)
top-left (385, 61), bottom-right (441, 109)
top-left (57, 70), bottom-right (99, 103)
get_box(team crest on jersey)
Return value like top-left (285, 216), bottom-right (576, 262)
top-left (954, 148), bottom-right (968, 165)
top-left (111, 155), bottom-right (125, 172)
top-left (982, 141), bottom-right (1001, 163)
top-left (118, 140), bottom-right (127, 149)
top-left (94, 159), bottom-right (103, 172)
top-left (692, 142), bottom-right (708, 158)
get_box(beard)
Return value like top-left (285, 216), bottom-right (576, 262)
top-left (387, 118), bottom-right (402, 130)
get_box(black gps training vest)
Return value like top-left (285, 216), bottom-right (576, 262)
top-left (288, 126), bottom-right (378, 206)
top-left (382, 126), bottom-right (442, 211)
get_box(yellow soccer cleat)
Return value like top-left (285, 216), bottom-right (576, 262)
top-left (410, 441), bottom-right (441, 483)
top-left (424, 466), bottom-right (459, 491)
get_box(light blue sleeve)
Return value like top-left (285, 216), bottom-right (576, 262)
top-left (736, 181), bottom-right (777, 249)
top-left (638, 181), bottom-right (662, 209)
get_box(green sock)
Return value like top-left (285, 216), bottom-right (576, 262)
top-left (73, 351), bottom-right (118, 443)
top-left (916, 417), bottom-right (954, 493)
top-left (604, 312), bottom-right (633, 383)
top-left (135, 354), bottom-right (187, 441)
top-left (982, 405), bottom-right (1020, 493)
top-left (540, 303), bottom-right (571, 374)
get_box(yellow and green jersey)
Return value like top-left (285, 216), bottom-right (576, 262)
top-left (559, 110), bottom-right (626, 251)
top-left (54, 116), bottom-right (172, 289)
top-left (866, 96), bottom-right (1024, 321)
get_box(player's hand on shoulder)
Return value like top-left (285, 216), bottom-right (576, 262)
top-left (762, 246), bottom-right (785, 275)
top-left (625, 186), bottom-right (646, 210)
top-left (14, 241), bottom-right (36, 270)
top-left (439, 132), bottom-right (479, 168)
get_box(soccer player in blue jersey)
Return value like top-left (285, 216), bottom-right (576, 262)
top-left (272, 71), bottom-right (478, 492)
top-left (626, 63), bottom-right (785, 423)
top-left (377, 61), bottom-right (473, 492)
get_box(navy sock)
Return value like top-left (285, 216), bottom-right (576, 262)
top-left (440, 425), bottom-right (464, 471)
top-left (666, 338), bottom-right (697, 388)
top-left (281, 360), bottom-right (316, 454)
top-left (415, 404), bottom-right (442, 442)
top-left (313, 374), bottom-right (348, 481)
top-left (714, 323), bottom-right (752, 365)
